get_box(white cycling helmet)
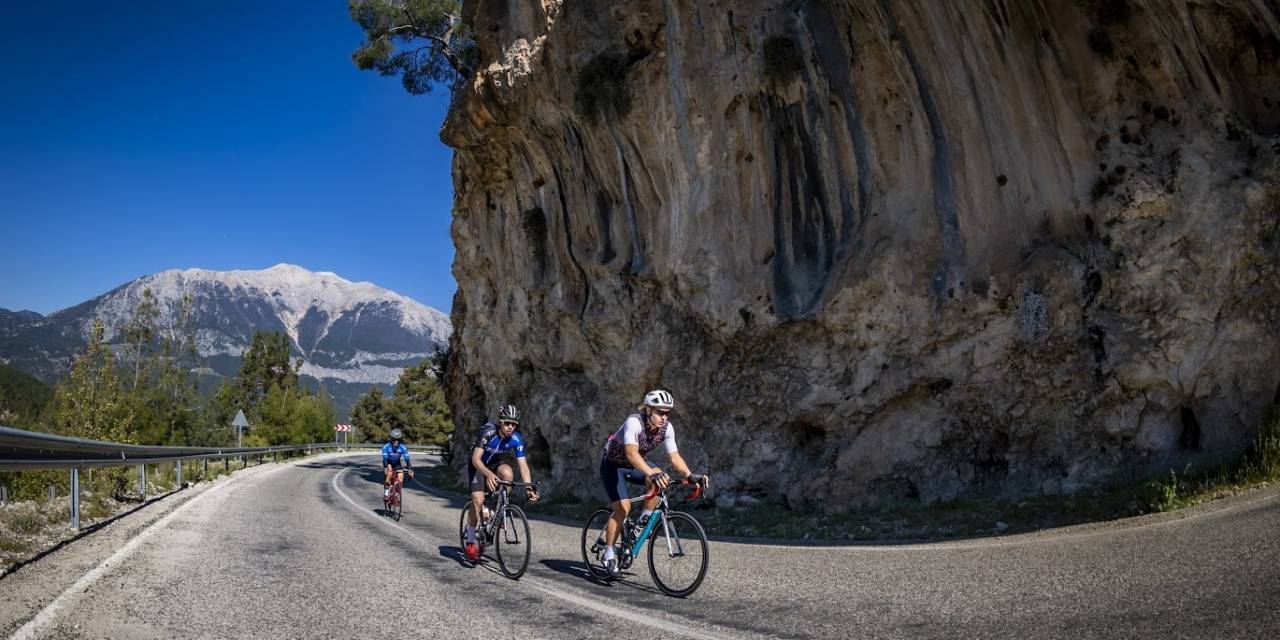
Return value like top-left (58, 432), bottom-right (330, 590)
top-left (642, 389), bottom-right (674, 410)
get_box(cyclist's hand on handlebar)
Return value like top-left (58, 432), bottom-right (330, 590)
top-left (527, 487), bottom-right (540, 502)
top-left (689, 473), bottom-right (710, 488)
top-left (407, 469), bottom-right (415, 479)
top-left (649, 471), bottom-right (670, 490)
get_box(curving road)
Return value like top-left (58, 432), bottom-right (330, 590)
top-left (2, 452), bottom-right (1278, 639)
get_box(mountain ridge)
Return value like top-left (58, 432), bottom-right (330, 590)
top-left (0, 264), bottom-right (451, 416)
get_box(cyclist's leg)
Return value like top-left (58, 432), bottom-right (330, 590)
top-left (599, 459), bottom-right (633, 547)
top-left (641, 473), bottom-right (660, 514)
top-left (466, 466), bottom-right (486, 532)
top-left (384, 464), bottom-right (394, 486)
top-left (495, 462), bottom-right (514, 484)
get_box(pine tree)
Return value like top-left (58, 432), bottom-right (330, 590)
top-left (121, 288), bottom-right (159, 393)
top-left (215, 331), bottom-right (298, 426)
top-left (386, 358), bottom-right (452, 445)
top-left (49, 320), bottom-right (133, 442)
top-left (349, 0), bottom-right (475, 94)
top-left (351, 387), bottom-right (389, 443)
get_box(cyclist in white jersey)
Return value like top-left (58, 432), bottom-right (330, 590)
top-left (597, 389), bottom-right (708, 576)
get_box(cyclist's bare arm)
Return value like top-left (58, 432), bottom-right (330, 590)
top-left (668, 451), bottom-right (694, 479)
top-left (470, 447), bottom-right (492, 477)
top-left (472, 446), bottom-right (501, 491)
top-left (625, 444), bottom-right (659, 477)
top-left (516, 458), bottom-right (539, 501)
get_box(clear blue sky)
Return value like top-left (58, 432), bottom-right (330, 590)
top-left (0, 1), bottom-right (456, 315)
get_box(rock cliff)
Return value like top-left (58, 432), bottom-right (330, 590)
top-left (442, 0), bottom-right (1280, 507)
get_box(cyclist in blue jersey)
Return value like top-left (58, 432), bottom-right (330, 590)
top-left (598, 390), bottom-right (709, 576)
top-left (464, 404), bottom-right (539, 561)
top-left (382, 428), bottom-right (414, 500)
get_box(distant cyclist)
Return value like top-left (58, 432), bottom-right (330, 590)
top-left (598, 390), bottom-right (709, 576)
top-left (464, 404), bottom-right (539, 562)
top-left (382, 428), bottom-right (414, 500)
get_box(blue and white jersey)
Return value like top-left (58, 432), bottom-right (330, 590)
top-left (472, 422), bottom-right (526, 466)
top-left (381, 442), bottom-right (411, 468)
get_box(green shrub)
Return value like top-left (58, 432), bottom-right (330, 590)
top-left (0, 470), bottom-right (68, 502)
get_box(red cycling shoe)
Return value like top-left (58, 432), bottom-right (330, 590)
top-left (464, 542), bottom-right (479, 562)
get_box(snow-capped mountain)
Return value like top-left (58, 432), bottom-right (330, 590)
top-left (0, 264), bottom-right (451, 414)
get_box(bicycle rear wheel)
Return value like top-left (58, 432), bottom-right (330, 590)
top-left (495, 505), bottom-right (530, 579)
top-left (647, 511), bottom-right (709, 597)
top-left (580, 508), bottom-right (615, 580)
top-left (393, 484), bottom-right (403, 520)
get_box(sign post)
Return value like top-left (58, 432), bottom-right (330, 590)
top-left (335, 423), bottom-right (351, 446)
top-left (232, 410), bottom-right (250, 448)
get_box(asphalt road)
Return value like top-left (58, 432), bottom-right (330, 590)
top-left (2, 452), bottom-right (1278, 639)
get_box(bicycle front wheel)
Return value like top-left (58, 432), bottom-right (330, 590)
top-left (457, 504), bottom-right (470, 552)
top-left (580, 508), bottom-right (615, 580)
top-left (393, 486), bottom-right (403, 520)
top-left (495, 505), bottom-right (530, 579)
top-left (647, 511), bottom-right (709, 597)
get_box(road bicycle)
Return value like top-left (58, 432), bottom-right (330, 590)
top-left (580, 478), bottom-right (709, 597)
top-left (383, 463), bottom-right (411, 521)
top-left (457, 479), bottom-right (536, 579)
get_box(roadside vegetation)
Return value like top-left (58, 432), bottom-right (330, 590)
top-left (0, 453), bottom-right (299, 573)
top-left (349, 356), bottom-right (452, 446)
top-left (1, 287), bottom-right (453, 571)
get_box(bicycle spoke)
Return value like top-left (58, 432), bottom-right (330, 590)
top-left (580, 509), bottom-right (615, 580)
top-left (495, 505), bottom-right (530, 579)
top-left (648, 511), bottom-right (709, 597)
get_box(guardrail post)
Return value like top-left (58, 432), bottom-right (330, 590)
top-left (203, 458), bottom-right (208, 478)
top-left (0, 483), bottom-right (8, 505)
top-left (70, 468), bottom-right (81, 530)
top-left (176, 460), bottom-right (183, 487)
top-left (138, 464), bottom-right (146, 499)
top-left (47, 485), bottom-right (56, 502)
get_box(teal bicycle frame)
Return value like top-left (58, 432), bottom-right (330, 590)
top-left (626, 481), bottom-right (702, 557)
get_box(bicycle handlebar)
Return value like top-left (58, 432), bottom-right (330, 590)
top-left (493, 480), bottom-right (538, 491)
top-left (637, 478), bottom-right (704, 503)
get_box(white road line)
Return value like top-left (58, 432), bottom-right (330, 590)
top-left (330, 465), bottom-right (738, 640)
top-left (9, 463), bottom-right (288, 640)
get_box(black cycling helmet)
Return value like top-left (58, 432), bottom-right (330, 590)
top-left (497, 404), bottom-right (520, 424)
top-left (389, 428), bottom-right (403, 440)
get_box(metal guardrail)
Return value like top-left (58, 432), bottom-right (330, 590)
top-left (0, 425), bottom-right (382, 471)
top-left (0, 425), bottom-right (441, 530)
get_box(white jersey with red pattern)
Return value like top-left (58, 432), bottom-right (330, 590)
top-left (602, 413), bottom-right (677, 467)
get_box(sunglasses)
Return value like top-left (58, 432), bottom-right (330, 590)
top-left (499, 420), bottom-right (518, 427)
top-left (652, 409), bottom-right (671, 417)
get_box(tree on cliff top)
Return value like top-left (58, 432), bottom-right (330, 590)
top-left (349, 0), bottom-right (475, 95)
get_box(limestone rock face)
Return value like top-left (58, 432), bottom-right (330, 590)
top-left (443, 0), bottom-right (1280, 507)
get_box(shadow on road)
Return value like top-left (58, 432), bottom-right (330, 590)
top-left (540, 558), bottom-right (605, 584)
top-left (538, 558), bottom-right (662, 595)
top-left (438, 545), bottom-right (505, 577)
